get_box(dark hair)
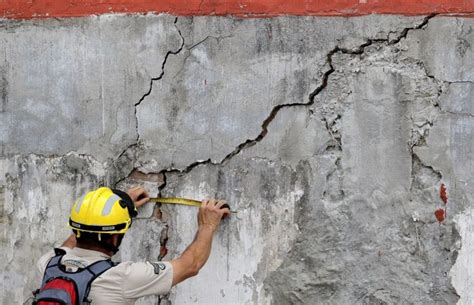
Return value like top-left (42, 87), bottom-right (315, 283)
top-left (73, 230), bottom-right (124, 254)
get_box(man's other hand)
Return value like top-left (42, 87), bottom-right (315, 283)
top-left (127, 186), bottom-right (150, 208)
top-left (198, 199), bottom-right (230, 231)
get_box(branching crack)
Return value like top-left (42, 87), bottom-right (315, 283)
top-left (120, 14), bottom-right (440, 191)
top-left (112, 18), bottom-right (186, 188)
top-left (117, 14), bottom-right (440, 193)
top-left (134, 17), bottom-right (185, 142)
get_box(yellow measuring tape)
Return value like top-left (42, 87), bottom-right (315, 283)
top-left (150, 197), bottom-right (201, 207)
top-left (150, 197), bottom-right (237, 213)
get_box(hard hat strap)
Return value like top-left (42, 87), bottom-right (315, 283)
top-left (69, 219), bottom-right (127, 232)
top-left (112, 189), bottom-right (138, 218)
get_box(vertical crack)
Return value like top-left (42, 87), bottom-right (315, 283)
top-left (134, 17), bottom-right (185, 143)
top-left (111, 18), bottom-right (186, 187)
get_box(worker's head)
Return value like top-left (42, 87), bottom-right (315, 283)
top-left (69, 187), bottom-right (137, 254)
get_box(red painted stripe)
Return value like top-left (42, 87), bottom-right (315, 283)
top-left (1, 0), bottom-right (473, 19)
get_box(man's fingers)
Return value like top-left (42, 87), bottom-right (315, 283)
top-left (201, 199), bottom-right (209, 208)
top-left (136, 197), bottom-right (149, 207)
top-left (216, 200), bottom-right (227, 209)
top-left (138, 188), bottom-right (149, 198)
top-left (208, 199), bottom-right (217, 207)
top-left (202, 199), bottom-right (228, 209)
top-left (127, 186), bottom-right (148, 200)
top-left (221, 208), bottom-right (231, 217)
top-left (201, 198), bottom-right (230, 219)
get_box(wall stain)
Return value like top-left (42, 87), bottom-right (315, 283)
top-left (0, 64), bottom-right (8, 113)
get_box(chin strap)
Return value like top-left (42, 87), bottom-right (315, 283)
top-left (111, 189), bottom-right (138, 218)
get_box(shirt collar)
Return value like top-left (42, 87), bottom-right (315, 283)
top-left (71, 247), bottom-right (111, 259)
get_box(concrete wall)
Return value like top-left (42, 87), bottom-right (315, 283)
top-left (1, 13), bottom-right (473, 305)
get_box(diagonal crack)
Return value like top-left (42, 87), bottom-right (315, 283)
top-left (220, 14), bottom-right (438, 165)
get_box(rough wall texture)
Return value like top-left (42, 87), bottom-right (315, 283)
top-left (1, 13), bottom-right (473, 305)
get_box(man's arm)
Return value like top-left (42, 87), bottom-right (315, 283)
top-left (170, 199), bottom-right (230, 286)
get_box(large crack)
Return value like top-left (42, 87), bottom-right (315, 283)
top-left (119, 14), bottom-right (440, 193)
top-left (118, 13), bottom-right (439, 184)
top-left (219, 14), bottom-right (438, 166)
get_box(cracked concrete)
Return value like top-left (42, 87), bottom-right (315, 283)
top-left (0, 14), bottom-right (182, 160)
top-left (1, 13), bottom-right (474, 305)
top-left (135, 15), bottom-right (427, 171)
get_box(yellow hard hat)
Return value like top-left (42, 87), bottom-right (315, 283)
top-left (69, 187), bottom-right (137, 234)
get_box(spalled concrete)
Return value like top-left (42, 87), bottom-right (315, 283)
top-left (1, 14), bottom-right (473, 305)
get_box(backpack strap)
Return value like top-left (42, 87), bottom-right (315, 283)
top-left (33, 288), bottom-right (71, 305)
top-left (40, 248), bottom-right (67, 287)
top-left (81, 260), bottom-right (115, 303)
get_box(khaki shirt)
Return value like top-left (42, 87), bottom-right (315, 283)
top-left (37, 247), bottom-right (173, 305)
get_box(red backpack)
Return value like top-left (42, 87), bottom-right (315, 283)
top-left (33, 248), bottom-right (115, 305)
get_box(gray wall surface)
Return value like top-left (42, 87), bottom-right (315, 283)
top-left (1, 14), bottom-right (473, 304)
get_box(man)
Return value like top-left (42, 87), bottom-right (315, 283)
top-left (36, 186), bottom-right (230, 304)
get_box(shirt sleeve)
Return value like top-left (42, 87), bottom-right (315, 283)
top-left (122, 261), bottom-right (173, 299)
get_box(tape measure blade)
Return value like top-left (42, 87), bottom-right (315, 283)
top-left (150, 197), bottom-right (202, 207)
top-left (150, 197), bottom-right (237, 213)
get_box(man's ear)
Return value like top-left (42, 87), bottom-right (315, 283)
top-left (111, 234), bottom-right (120, 246)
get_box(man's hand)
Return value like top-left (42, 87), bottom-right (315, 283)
top-left (126, 186), bottom-right (150, 208)
top-left (198, 199), bottom-right (230, 231)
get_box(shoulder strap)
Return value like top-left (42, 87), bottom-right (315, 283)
top-left (85, 259), bottom-right (115, 275)
top-left (82, 260), bottom-right (115, 303)
top-left (41, 248), bottom-right (66, 286)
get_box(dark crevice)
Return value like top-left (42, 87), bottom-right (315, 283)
top-left (410, 154), bottom-right (443, 192)
top-left (388, 14), bottom-right (436, 44)
top-left (158, 224), bottom-right (169, 260)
